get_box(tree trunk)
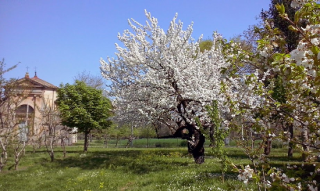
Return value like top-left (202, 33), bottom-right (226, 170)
top-left (209, 125), bottom-right (215, 147)
top-left (23, 143), bottom-right (25, 156)
top-left (264, 138), bottom-right (272, 155)
top-left (38, 138), bottom-right (42, 149)
top-left (115, 137), bottom-right (119, 148)
top-left (288, 123), bottom-right (294, 158)
top-left (49, 137), bottom-right (55, 162)
top-left (61, 138), bottom-right (67, 158)
top-left (104, 135), bottom-right (108, 148)
top-left (301, 126), bottom-right (309, 161)
top-left (50, 151), bottom-right (54, 162)
top-left (14, 144), bottom-right (21, 170)
top-left (0, 141), bottom-right (8, 172)
top-left (172, 123), bottom-right (205, 164)
top-left (84, 132), bottom-right (89, 152)
top-left (89, 133), bottom-right (93, 142)
top-left (186, 125), bottom-right (205, 164)
top-left (44, 134), bottom-right (55, 162)
top-left (126, 136), bottom-right (133, 148)
top-left (32, 145), bottom-right (36, 153)
top-left (14, 141), bottom-right (26, 170)
top-left (0, 164), bottom-right (4, 172)
top-left (14, 160), bottom-right (19, 171)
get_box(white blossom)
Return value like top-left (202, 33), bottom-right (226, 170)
top-left (291, 0), bottom-right (317, 8)
top-left (311, 38), bottom-right (320, 46)
top-left (238, 165), bottom-right (254, 184)
top-left (100, 10), bottom-right (232, 129)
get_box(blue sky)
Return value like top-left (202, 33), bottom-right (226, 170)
top-left (1, 0), bottom-right (270, 87)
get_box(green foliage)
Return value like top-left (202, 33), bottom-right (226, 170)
top-left (56, 81), bottom-right (112, 151)
top-left (271, 75), bottom-right (286, 104)
top-left (199, 39), bottom-right (213, 52)
top-left (139, 126), bottom-right (157, 139)
top-left (226, 1), bottom-right (320, 189)
top-left (56, 81), bottom-right (112, 134)
top-left (262, 0), bottom-right (301, 51)
top-left (203, 101), bottom-right (233, 182)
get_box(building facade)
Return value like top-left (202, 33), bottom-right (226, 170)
top-left (14, 72), bottom-right (77, 144)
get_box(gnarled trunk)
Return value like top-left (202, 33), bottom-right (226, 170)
top-left (188, 128), bottom-right (205, 164)
top-left (174, 124), bottom-right (205, 164)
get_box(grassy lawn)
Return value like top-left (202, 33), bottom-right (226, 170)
top-left (86, 138), bottom-right (198, 148)
top-left (0, 139), bottom-right (302, 191)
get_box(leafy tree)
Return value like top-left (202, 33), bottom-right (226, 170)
top-left (229, 0), bottom-right (302, 157)
top-left (258, 0), bottom-right (308, 157)
top-left (223, 1), bottom-right (320, 189)
top-left (56, 81), bottom-right (112, 152)
top-left (261, 0), bottom-right (301, 52)
top-left (199, 39), bottom-right (213, 52)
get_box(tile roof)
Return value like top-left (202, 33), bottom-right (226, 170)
top-left (17, 72), bottom-right (58, 90)
top-left (30, 76), bottom-right (58, 89)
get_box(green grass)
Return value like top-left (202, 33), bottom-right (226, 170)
top-left (83, 138), bottom-right (193, 148)
top-left (0, 139), bottom-right (303, 191)
top-left (76, 138), bottom-right (237, 148)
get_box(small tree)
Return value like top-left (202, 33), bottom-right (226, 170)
top-left (38, 97), bottom-right (68, 162)
top-left (56, 81), bottom-right (112, 152)
top-left (0, 59), bottom-right (30, 171)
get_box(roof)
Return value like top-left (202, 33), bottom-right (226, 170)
top-left (30, 76), bottom-right (58, 89)
top-left (17, 72), bottom-right (58, 90)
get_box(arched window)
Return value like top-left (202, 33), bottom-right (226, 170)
top-left (16, 104), bottom-right (34, 125)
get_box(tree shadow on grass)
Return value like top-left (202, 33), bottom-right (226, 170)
top-left (47, 150), bottom-right (190, 174)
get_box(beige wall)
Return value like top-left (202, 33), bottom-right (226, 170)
top-left (43, 90), bottom-right (57, 107)
top-left (17, 89), bottom-right (57, 135)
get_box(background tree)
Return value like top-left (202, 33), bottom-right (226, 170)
top-left (259, 0), bottom-right (306, 157)
top-left (107, 125), bottom-right (122, 147)
top-left (224, 1), bottom-right (320, 189)
top-left (139, 125), bottom-right (157, 147)
top-left (58, 126), bottom-right (69, 158)
top-left (56, 81), bottom-right (112, 152)
top-left (74, 70), bottom-right (109, 141)
top-left (261, 0), bottom-right (300, 52)
top-left (38, 97), bottom-right (69, 162)
top-left (0, 59), bottom-right (29, 171)
top-left (228, 0), bottom-right (303, 157)
top-left (74, 70), bottom-right (105, 90)
top-left (199, 39), bottom-right (213, 52)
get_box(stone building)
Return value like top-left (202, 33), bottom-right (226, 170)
top-left (13, 72), bottom-right (77, 144)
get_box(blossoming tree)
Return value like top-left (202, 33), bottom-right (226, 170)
top-left (100, 10), bottom-right (230, 163)
top-left (225, 0), bottom-right (320, 189)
